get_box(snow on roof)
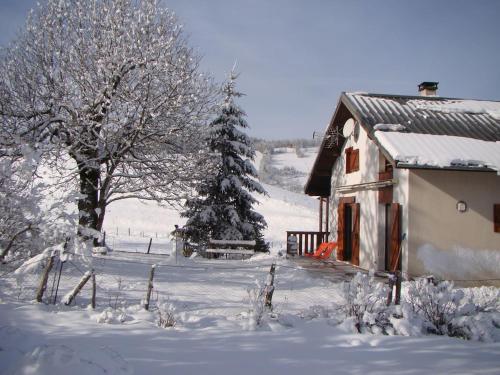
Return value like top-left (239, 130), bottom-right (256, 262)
top-left (374, 130), bottom-right (500, 173)
top-left (407, 99), bottom-right (500, 121)
top-left (344, 93), bottom-right (500, 142)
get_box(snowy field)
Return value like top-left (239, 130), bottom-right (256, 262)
top-left (102, 181), bottom-right (318, 252)
top-left (102, 146), bottom-right (320, 252)
top-left (1, 146), bottom-right (499, 374)
top-left (1, 252), bottom-right (499, 375)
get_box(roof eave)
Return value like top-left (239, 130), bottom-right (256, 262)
top-left (396, 163), bottom-right (497, 173)
top-left (304, 94), bottom-right (347, 196)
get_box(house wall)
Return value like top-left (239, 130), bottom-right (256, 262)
top-left (407, 169), bottom-right (500, 280)
top-left (393, 168), bottom-right (410, 274)
top-left (329, 123), bottom-right (403, 271)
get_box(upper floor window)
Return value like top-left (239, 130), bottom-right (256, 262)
top-left (345, 147), bottom-right (359, 173)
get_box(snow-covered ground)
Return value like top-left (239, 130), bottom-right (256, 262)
top-left (102, 181), bottom-right (318, 252)
top-left (257, 147), bottom-right (318, 192)
top-left (1, 253), bottom-right (499, 375)
top-left (1, 145), bottom-right (499, 375)
top-left (102, 147), bottom-right (319, 252)
top-left (271, 147), bottom-right (317, 186)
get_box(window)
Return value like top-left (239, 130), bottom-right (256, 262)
top-left (345, 147), bottom-right (359, 173)
top-left (494, 204), bottom-right (500, 233)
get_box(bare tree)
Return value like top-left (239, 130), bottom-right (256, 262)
top-left (0, 0), bottom-right (217, 241)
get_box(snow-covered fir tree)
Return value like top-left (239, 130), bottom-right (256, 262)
top-left (182, 73), bottom-right (268, 251)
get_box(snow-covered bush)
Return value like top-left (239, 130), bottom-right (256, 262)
top-left (0, 146), bottom-right (44, 263)
top-left (335, 273), bottom-right (390, 334)
top-left (96, 307), bottom-right (130, 324)
top-left (295, 145), bottom-right (305, 158)
top-left (405, 278), bottom-right (466, 336)
top-left (157, 302), bottom-right (176, 328)
top-left (404, 278), bottom-right (500, 341)
top-left (246, 284), bottom-right (267, 330)
top-left (108, 278), bottom-right (126, 310)
top-left (301, 305), bottom-right (332, 320)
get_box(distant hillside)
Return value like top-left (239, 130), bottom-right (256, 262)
top-left (252, 138), bottom-right (320, 193)
top-left (103, 138), bottom-right (320, 249)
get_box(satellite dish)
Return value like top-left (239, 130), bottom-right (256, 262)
top-left (342, 118), bottom-right (355, 138)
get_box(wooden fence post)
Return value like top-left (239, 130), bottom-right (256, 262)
top-left (264, 263), bottom-right (276, 309)
top-left (36, 255), bottom-right (55, 302)
top-left (91, 270), bottom-right (96, 309)
top-left (64, 271), bottom-right (92, 305)
top-left (147, 238), bottom-right (153, 254)
top-left (144, 265), bottom-right (156, 311)
top-left (52, 260), bottom-right (65, 304)
top-left (386, 273), bottom-right (396, 306)
top-left (395, 271), bottom-right (402, 305)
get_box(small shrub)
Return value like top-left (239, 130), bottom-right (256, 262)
top-left (405, 278), bottom-right (468, 336)
top-left (108, 277), bottom-right (126, 310)
top-left (335, 273), bottom-right (390, 333)
top-left (246, 284), bottom-right (267, 329)
top-left (157, 302), bottom-right (176, 328)
top-left (404, 279), bottom-right (500, 341)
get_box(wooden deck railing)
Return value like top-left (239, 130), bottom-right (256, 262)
top-left (286, 231), bottom-right (329, 256)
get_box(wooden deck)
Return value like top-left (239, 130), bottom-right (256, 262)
top-left (292, 256), bottom-right (389, 283)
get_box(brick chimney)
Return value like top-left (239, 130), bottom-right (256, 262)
top-left (418, 81), bottom-right (438, 96)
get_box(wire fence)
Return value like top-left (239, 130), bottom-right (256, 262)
top-left (1, 250), bottom-right (499, 310)
top-left (0, 251), bottom-right (278, 308)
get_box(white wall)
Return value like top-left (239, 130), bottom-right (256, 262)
top-left (329, 123), bottom-right (385, 270)
top-left (393, 168), bottom-right (410, 275)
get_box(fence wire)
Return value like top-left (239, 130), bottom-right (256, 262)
top-left (1, 250), bottom-right (498, 308)
top-left (0, 252), bottom-right (278, 308)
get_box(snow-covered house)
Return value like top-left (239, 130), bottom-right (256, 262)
top-left (304, 83), bottom-right (500, 284)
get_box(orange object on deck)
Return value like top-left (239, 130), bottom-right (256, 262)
top-left (304, 242), bottom-right (337, 259)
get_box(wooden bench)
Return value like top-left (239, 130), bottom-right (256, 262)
top-left (206, 239), bottom-right (256, 259)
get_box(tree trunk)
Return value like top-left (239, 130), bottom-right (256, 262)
top-left (77, 165), bottom-right (100, 242)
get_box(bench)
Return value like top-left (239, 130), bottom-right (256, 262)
top-left (206, 239), bottom-right (256, 259)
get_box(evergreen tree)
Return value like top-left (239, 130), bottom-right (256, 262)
top-left (182, 73), bottom-right (268, 251)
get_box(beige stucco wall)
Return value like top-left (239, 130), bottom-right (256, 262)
top-left (407, 169), bottom-right (500, 282)
top-left (326, 123), bottom-right (499, 284)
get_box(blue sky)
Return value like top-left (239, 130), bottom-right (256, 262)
top-left (1, 0), bottom-right (499, 139)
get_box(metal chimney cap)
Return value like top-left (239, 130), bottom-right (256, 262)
top-left (418, 82), bottom-right (439, 92)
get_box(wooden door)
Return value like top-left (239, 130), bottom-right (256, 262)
top-left (388, 203), bottom-right (402, 272)
top-left (337, 197), bottom-right (358, 264)
top-left (337, 203), bottom-right (345, 261)
top-left (352, 203), bottom-right (360, 266)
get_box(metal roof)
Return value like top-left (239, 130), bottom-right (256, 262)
top-left (304, 92), bottom-right (500, 197)
top-left (343, 93), bottom-right (500, 141)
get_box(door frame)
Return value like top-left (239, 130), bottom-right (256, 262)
top-left (337, 196), bottom-right (360, 266)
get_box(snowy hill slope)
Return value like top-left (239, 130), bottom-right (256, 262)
top-left (103, 146), bottom-right (319, 251)
top-left (257, 146), bottom-right (318, 193)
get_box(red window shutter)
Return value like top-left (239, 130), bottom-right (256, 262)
top-left (494, 204), bottom-right (500, 233)
top-left (389, 203), bottom-right (401, 272)
top-left (337, 203), bottom-right (345, 260)
top-left (351, 149), bottom-right (359, 172)
top-left (345, 147), bottom-right (352, 173)
top-left (352, 203), bottom-right (360, 266)
top-left (378, 186), bottom-right (393, 204)
top-left (345, 147), bottom-right (359, 174)
top-left (378, 170), bottom-right (393, 181)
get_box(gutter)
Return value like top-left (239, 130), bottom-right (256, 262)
top-left (396, 162), bottom-right (496, 173)
top-left (335, 179), bottom-right (396, 193)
